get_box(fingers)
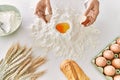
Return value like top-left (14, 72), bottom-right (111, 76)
top-left (45, 14), bottom-right (52, 23)
top-left (83, 15), bottom-right (97, 27)
top-left (87, 2), bottom-right (99, 26)
top-left (93, 1), bottom-right (99, 16)
top-left (35, 11), bottom-right (47, 23)
top-left (35, 0), bottom-right (52, 23)
top-left (37, 11), bottom-right (47, 23)
top-left (35, 4), bottom-right (45, 15)
top-left (86, 16), bottom-right (95, 26)
top-left (85, 10), bottom-right (98, 27)
top-left (46, 0), bottom-right (52, 15)
top-left (84, 1), bottom-right (93, 16)
top-left (84, 13), bottom-right (97, 27)
top-left (83, 0), bottom-right (99, 27)
top-left (46, 0), bottom-right (52, 22)
top-left (35, 5), bottom-right (41, 15)
top-left (35, 0), bottom-right (48, 23)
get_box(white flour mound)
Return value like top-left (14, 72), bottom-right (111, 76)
top-left (0, 11), bottom-right (16, 33)
top-left (31, 8), bottom-right (100, 59)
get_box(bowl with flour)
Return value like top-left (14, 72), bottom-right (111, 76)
top-left (0, 5), bottom-right (22, 36)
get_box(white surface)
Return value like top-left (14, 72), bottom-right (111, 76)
top-left (0, 0), bottom-right (120, 80)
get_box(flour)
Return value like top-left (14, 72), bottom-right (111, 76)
top-left (31, 8), bottom-right (100, 59)
top-left (0, 11), bottom-right (16, 33)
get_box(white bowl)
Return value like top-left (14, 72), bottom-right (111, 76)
top-left (0, 5), bottom-right (22, 36)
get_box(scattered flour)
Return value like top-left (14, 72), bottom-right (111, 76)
top-left (31, 8), bottom-right (100, 59)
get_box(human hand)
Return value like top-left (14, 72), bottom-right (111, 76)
top-left (35, 0), bottom-right (52, 23)
top-left (81, 0), bottom-right (99, 27)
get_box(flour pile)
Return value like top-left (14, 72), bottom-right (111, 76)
top-left (0, 11), bottom-right (16, 33)
top-left (31, 8), bottom-right (100, 59)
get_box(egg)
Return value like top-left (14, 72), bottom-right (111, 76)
top-left (96, 57), bottom-right (107, 67)
top-left (104, 65), bottom-right (116, 76)
top-left (117, 38), bottom-right (120, 45)
top-left (112, 59), bottom-right (120, 68)
top-left (56, 23), bottom-right (70, 33)
top-left (114, 75), bottom-right (120, 80)
top-left (103, 50), bottom-right (114, 60)
top-left (110, 44), bottom-right (120, 53)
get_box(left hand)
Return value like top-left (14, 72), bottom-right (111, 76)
top-left (82, 0), bottom-right (99, 27)
top-left (35, 0), bottom-right (52, 23)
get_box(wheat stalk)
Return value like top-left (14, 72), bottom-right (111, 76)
top-left (0, 43), bottom-right (46, 80)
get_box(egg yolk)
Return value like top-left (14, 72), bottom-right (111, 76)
top-left (56, 23), bottom-right (70, 33)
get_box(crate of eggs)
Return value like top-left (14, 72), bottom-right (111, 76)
top-left (92, 37), bottom-right (120, 80)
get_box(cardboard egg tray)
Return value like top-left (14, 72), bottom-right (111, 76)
top-left (92, 37), bottom-right (120, 80)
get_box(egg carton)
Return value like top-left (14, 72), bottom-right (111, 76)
top-left (92, 37), bottom-right (120, 80)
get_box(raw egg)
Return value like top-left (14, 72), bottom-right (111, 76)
top-left (112, 59), bottom-right (120, 68)
top-left (114, 75), bottom-right (120, 80)
top-left (110, 44), bottom-right (120, 53)
top-left (103, 50), bottom-right (114, 60)
top-left (56, 23), bottom-right (70, 33)
top-left (104, 65), bottom-right (116, 76)
top-left (117, 38), bottom-right (120, 45)
top-left (96, 57), bottom-right (107, 67)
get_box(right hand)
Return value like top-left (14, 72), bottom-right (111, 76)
top-left (82, 0), bottom-right (99, 27)
top-left (35, 0), bottom-right (52, 23)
